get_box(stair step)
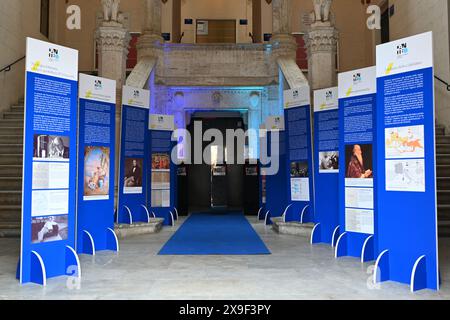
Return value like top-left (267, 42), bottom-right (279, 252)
top-left (0, 135), bottom-right (23, 144)
top-left (0, 154), bottom-right (22, 165)
top-left (0, 178), bottom-right (22, 191)
top-left (437, 178), bottom-right (450, 190)
top-left (3, 112), bottom-right (24, 120)
top-left (436, 126), bottom-right (446, 135)
top-left (438, 191), bottom-right (450, 205)
top-left (436, 155), bottom-right (450, 166)
top-left (436, 136), bottom-right (450, 144)
top-left (0, 165), bottom-right (22, 177)
top-left (0, 227), bottom-right (21, 238)
top-left (0, 144), bottom-right (22, 154)
top-left (436, 144), bottom-right (450, 154)
top-left (0, 127), bottom-right (24, 135)
top-left (0, 205), bottom-right (21, 221)
top-left (437, 165), bottom-right (450, 176)
top-left (0, 192), bottom-right (21, 206)
top-left (0, 119), bottom-right (23, 127)
top-left (10, 106), bottom-right (24, 112)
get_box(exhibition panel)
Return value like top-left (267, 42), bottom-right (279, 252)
top-left (262, 116), bottom-right (288, 225)
top-left (77, 74), bottom-right (117, 254)
top-left (311, 87), bottom-right (339, 245)
top-left (117, 86), bottom-right (151, 224)
top-left (375, 32), bottom-right (439, 291)
top-left (283, 87), bottom-right (314, 223)
top-left (19, 38), bottom-right (80, 285)
top-left (336, 66), bottom-right (377, 261)
top-left (148, 114), bottom-right (176, 226)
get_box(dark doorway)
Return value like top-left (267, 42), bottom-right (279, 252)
top-left (186, 114), bottom-right (245, 212)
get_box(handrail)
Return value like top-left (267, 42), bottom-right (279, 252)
top-left (435, 75), bottom-right (450, 91)
top-left (0, 56), bottom-right (25, 73)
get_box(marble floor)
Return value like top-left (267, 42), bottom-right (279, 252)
top-left (1, 216), bottom-right (450, 300)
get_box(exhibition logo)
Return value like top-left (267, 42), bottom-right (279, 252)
top-left (94, 80), bottom-right (103, 90)
top-left (325, 90), bottom-right (333, 101)
top-left (396, 43), bottom-right (409, 57)
top-left (292, 89), bottom-right (299, 99)
top-left (48, 48), bottom-right (60, 62)
top-left (353, 73), bottom-right (362, 85)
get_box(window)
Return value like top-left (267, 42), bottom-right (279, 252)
top-left (40, 0), bottom-right (50, 38)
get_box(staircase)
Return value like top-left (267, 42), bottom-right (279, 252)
top-left (0, 99), bottom-right (23, 237)
top-left (437, 125), bottom-right (450, 238)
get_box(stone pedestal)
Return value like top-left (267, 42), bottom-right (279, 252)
top-left (95, 22), bottom-right (130, 206)
top-left (271, 217), bottom-right (314, 237)
top-left (305, 22), bottom-right (339, 90)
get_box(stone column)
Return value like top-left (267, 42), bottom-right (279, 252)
top-left (95, 21), bottom-right (130, 206)
top-left (139, 0), bottom-right (164, 48)
top-left (305, 1), bottom-right (339, 90)
top-left (272, 0), bottom-right (291, 35)
top-left (270, 0), bottom-right (296, 50)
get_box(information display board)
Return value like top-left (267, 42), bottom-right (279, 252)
top-left (148, 114), bottom-right (176, 226)
top-left (283, 87), bottom-right (314, 223)
top-left (117, 86), bottom-right (151, 224)
top-left (375, 32), bottom-right (439, 291)
top-left (19, 38), bottom-right (80, 285)
top-left (311, 87), bottom-right (339, 245)
top-left (336, 66), bottom-right (377, 261)
top-left (77, 74), bottom-right (118, 255)
top-left (261, 117), bottom-right (288, 224)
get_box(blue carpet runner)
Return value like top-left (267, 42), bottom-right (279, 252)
top-left (158, 212), bottom-right (271, 255)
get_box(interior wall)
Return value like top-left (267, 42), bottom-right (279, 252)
top-left (180, 0), bottom-right (253, 44)
top-left (0, 0), bottom-right (50, 113)
top-left (389, 0), bottom-right (450, 130)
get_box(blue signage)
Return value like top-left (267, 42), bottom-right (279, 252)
top-left (77, 74), bottom-right (118, 255)
top-left (19, 38), bottom-right (80, 285)
top-left (336, 66), bottom-right (377, 262)
top-left (117, 86), bottom-right (151, 224)
top-left (148, 114), bottom-right (176, 226)
top-left (375, 32), bottom-right (439, 291)
top-left (311, 87), bottom-right (340, 245)
top-left (283, 87), bottom-right (314, 223)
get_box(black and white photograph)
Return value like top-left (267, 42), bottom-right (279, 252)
top-left (31, 215), bottom-right (68, 244)
top-left (319, 151), bottom-right (339, 173)
top-left (33, 135), bottom-right (70, 160)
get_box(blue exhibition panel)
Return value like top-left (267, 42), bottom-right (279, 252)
top-left (337, 66), bottom-right (377, 260)
top-left (76, 74), bottom-right (117, 254)
top-left (20, 38), bottom-right (80, 285)
top-left (312, 87), bottom-right (339, 245)
top-left (375, 32), bottom-right (439, 290)
top-left (262, 130), bottom-right (288, 224)
top-left (283, 88), bottom-right (314, 223)
top-left (117, 86), bottom-right (151, 224)
top-left (148, 129), bottom-right (176, 226)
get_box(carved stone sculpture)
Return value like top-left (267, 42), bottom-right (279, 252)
top-left (101, 0), bottom-right (121, 22)
top-left (312, 0), bottom-right (332, 22)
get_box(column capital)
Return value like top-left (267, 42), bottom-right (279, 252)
top-left (96, 24), bottom-right (131, 53)
top-left (305, 26), bottom-right (338, 55)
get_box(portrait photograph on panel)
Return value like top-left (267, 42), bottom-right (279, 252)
top-left (345, 144), bottom-right (373, 179)
top-left (124, 158), bottom-right (143, 187)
